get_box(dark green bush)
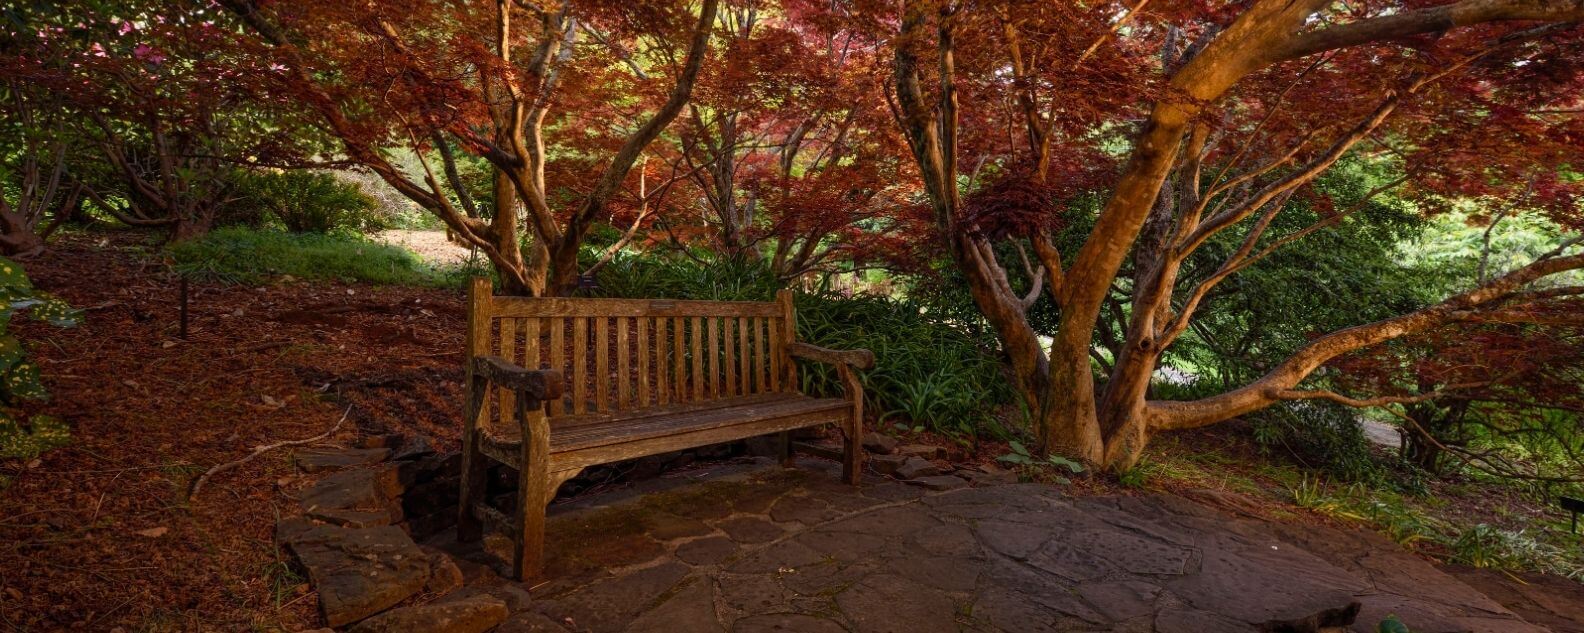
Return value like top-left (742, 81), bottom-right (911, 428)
top-left (592, 254), bottom-right (1015, 439)
top-left (1250, 400), bottom-right (1387, 484)
top-left (232, 170), bottom-right (383, 234)
top-left (590, 253), bottom-right (781, 301)
top-left (0, 256), bottom-right (79, 470)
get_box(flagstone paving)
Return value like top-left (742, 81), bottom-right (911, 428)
top-left (425, 461), bottom-right (1565, 633)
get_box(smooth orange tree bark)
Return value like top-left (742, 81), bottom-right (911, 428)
top-left (891, 0), bottom-right (1584, 470)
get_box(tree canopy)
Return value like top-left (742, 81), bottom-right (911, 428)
top-left (2, 0), bottom-right (1582, 472)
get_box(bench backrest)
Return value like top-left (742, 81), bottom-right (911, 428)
top-left (466, 278), bottom-right (799, 423)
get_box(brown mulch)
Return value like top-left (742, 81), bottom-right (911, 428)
top-left (0, 230), bottom-right (469, 632)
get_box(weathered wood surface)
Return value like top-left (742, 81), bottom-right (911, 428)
top-left (457, 278), bottom-right (874, 582)
top-left (788, 341), bottom-right (876, 370)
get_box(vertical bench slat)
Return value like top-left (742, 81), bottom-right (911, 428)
top-left (722, 317), bottom-right (736, 398)
top-left (777, 290), bottom-right (797, 391)
top-left (672, 317), bottom-right (686, 402)
top-left (747, 316), bottom-right (760, 394)
top-left (633, 314), bottom-right (652, 405)
top-left (595, 317), bottom-right (611, 413)
top-left (654, 317), bottom-right (669, 406)
top-left (572, 317), bottom-right (588, 415)
top-left (549, 317), bottom-right (566, 416)
top-left (523, 317), bottom-right (541, 371)
top-left (499, 317), bottom-right (517, 425)
top-left (738, 316), bottom-right (751, 395)
top-left (690, 316), bottom-right (704, 401)
top-left (592, 319), bottom-right (608, 411)
top-left (769, 317), bottom-right (782, 393)
top-left (620, 317), bottom-right (634, 410)
top-left (523, 317), bottom-right (542, 415)
top-left (492, 306), bottom-right (841, 412)
top-left (760, 318), bottom-right (772, 394)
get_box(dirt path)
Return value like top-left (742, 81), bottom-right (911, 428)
top-left (372, 230), bottom-right (475, 267)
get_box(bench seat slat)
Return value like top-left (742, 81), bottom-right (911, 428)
top-left (482, 393), bottom-right (848, 455)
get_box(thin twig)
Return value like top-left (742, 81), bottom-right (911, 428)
top-left (188, 407), bottom-right (350, 500)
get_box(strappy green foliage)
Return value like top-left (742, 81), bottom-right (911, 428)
top-left (0, 256), bottom-right (80, 463)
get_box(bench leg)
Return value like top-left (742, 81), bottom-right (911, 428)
top-left (511, 465), bottom-right (550, 582)
top-left (843, 417), bottom-right (863, 486)
top-left (512, 398), bottom-right (554, 582)
top-left (840, 366), bottom-right (865, 486)
top-left (458, 382), bottom-right (489, 542)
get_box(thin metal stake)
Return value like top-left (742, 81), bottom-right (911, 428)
top-left (179, 276), bottom-right (189, 340)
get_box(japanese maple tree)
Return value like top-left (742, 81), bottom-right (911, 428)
top-left (888, 0), bottom-right (1584, 469)
top-left (656, 0), bottom-right (911, 279)
top-left (219, 0), bottom-right (720, 295)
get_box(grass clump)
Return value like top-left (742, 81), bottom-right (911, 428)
top-left (1285, 476), bottom-right (1584, 578)
top-left (169, 227), bottom-right (455, 286)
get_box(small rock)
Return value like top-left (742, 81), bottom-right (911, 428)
top-left (347, 595), bottom-right (507, 633)
top-left (391, 435), bottom-right (436, 461)
top-left (894, 457), bottom-right (941, 480)
top-left (358, 434), bottom-right (405, 449)
top-left (906, 475), bottom-right (968, 491)
top-left (964, 470), bottom-right (1019, 486)
top-left (274, 517), bottom-right (318, 548)
top-left (862, 432), bottom-right (898, 455)
top-left (896, 444), bottom-right (945, 460)
top-left (281, 524), bottom-right (432, 627)
top-left (441, 584), bottom-right (533, 613)
top-left (306, 508), bottom-right (396, 529)
top-left (300, 464), bottom-right (403, 519)
top-left (295, 448), bottom-right (391, 474)
top-left (870, 454), bottom-right (909, 476)
top-left (962, 464), bottom-right (1020, 486)
top-left (423, 550), bottom-right (464, 596)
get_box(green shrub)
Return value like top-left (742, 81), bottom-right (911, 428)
top-left (1250, 400), bottom-right (1387, 484)
top-left (0, 256), bottom-right (80, 466)
top-left (232, 170), bottom-right (383, 234)
top-left (1448, 524), bottom-right (1584, 579)
top-left (794, 291), bottom-right (1014, 439)
top-left (169, 227), bottom-right (451, 286)
top-left (593, 254), bottom-right (1015, 439)
top-left (592, 254), bottom-right (781, 301)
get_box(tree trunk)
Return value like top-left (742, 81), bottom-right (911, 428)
top-left (490, 171), bottom-right (538, 296)
top-left (171, 212), bottom-right (214, 243)
top-left (0, 209), bottom-right (45, 258)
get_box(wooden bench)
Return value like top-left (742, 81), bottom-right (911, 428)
top-left (455, 278), bottom-right (874, 580)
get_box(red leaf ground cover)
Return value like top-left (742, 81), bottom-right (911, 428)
top-left (0, 231), bottom-right (467, 631)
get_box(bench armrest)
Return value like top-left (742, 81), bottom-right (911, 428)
top-left (788, 342), bottom-right (875, 370)
top-left (472, 355), bottom-right (564, 401)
